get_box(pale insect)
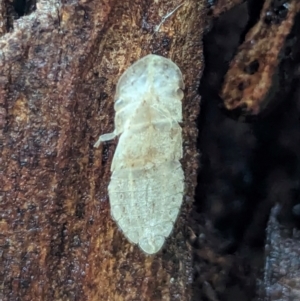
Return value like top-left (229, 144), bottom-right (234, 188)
top-left (94, 54), bottom-right (184, 254)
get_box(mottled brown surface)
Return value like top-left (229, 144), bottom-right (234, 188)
top-left (211, 0), bottom-right (245, 17)
top-left (0, 0), bottom-right (206, 300)
top-left (220, 0), bottom-right (300, 116)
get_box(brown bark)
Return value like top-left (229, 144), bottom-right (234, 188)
top-left (0, 0), bottom-right (210, 300)
top-left (220, 0), bottom-right (300, 117)
top-left (211, 0), bottom-right (245, 18)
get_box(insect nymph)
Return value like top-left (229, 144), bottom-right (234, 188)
top-left (94, 54), bottom-right (184, 254)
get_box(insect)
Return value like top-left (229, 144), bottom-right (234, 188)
top-left (94, 54), bottom-right (184, 254)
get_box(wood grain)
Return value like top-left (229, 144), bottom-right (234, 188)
top-left (0, 0), bottom-right (206, 300)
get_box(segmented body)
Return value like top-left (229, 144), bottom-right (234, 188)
top-left (94, 54), bottom-right (184, 254)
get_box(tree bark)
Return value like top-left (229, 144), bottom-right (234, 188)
top-left (0, 0), bottom-right (235, 300)
top-left (220, 0), bottom-right (300, 118)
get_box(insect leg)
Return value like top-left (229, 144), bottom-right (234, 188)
top-left (94, 131), bottom-right (117, 148)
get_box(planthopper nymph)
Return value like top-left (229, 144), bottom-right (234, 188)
top-left (94, 54), bottom-right (184, 254)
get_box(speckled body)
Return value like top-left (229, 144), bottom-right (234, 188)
top-left (94, 54), bottom-right (184, 254)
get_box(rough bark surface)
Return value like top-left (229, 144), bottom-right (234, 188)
top-left (0, 0), bottom-right (208, 300)
top-left (259, 205), bottom-right (300, 301)
top-left (220, 0), bottom-right (300, 117)
top-left (211, 0), bottom-right (245, 17)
